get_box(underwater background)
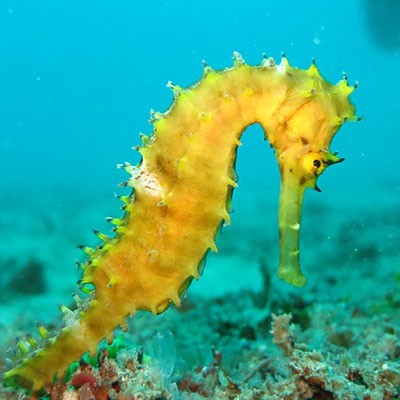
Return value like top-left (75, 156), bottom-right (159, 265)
top-left (1, 0), bottom-right (399, 192)
top-left (0, 0), bottom-right (400, 399)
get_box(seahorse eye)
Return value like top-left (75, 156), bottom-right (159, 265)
top-left (313, 159), bottom-right (321, 168)
top-left (301, 152), bottom-right (324, 175)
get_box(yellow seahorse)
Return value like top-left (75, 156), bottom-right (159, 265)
top-left (3, 52), bottom-right (357, 393)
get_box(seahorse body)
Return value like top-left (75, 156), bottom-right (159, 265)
top-left (3, 53), bottom-right (356, 392)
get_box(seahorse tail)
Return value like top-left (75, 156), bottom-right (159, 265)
top-left (3, 298), bottom-right (131, 392)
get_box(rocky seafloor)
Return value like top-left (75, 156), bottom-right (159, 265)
top-left (0, 187), bottom-right (399, 399)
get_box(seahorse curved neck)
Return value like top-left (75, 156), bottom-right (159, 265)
top-left (132, 59), bottom-right (354, 288)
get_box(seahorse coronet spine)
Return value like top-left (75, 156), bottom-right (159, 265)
top-left (221, 208), bottom-right (231, 225)
top-left (336, 78), bottom-right (355, 97)
top-left (306, 61), bottom-right (321, 77)
top-left (208, 240), bottom-right (218, 253)
top-left (92, 230), bottom-right (111, 242)
top-left (201, 60), bottom-right (214, 77)
top-left (37, 325), bottom-right (50, 339)
top-left (149, 108), bottom-right (166, 123)
top-left (279, 55), bottom-right (290, 69)
top-left (232, 51), bottom-right (245, 66)
top-left (26, 335), bottom-right (37, 348)
top-left (260, 55), bottom-right (276, 68)
top-left (227, 177), bottom-right (238, 187)
top-left (17, 340), bottom-right (30, 355)
top-left (166, 80), bottom-right (183, 96)
top-left (77, 245), bottom-right (95, 256)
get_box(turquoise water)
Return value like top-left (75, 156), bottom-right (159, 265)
top-left (1, 1), bottom-right (400, 398)
top-left (1, 0), bottom-right (399, 193)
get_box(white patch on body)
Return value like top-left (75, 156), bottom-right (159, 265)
top-left (128, 160), bottom-right (163, 197)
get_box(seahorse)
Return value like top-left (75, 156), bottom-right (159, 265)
top-left (3, 52), bottom-right (357, 393)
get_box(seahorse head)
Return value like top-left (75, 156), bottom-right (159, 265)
top-left (269, 62), bottom-right (357, 286)
top-left (286, 148), bottom-right (344, 192)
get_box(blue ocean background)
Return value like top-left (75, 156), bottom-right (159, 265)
top-left (0, 1), bottom-right (400, 397)
top-left (1, 0), bottom-right (399, 196)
